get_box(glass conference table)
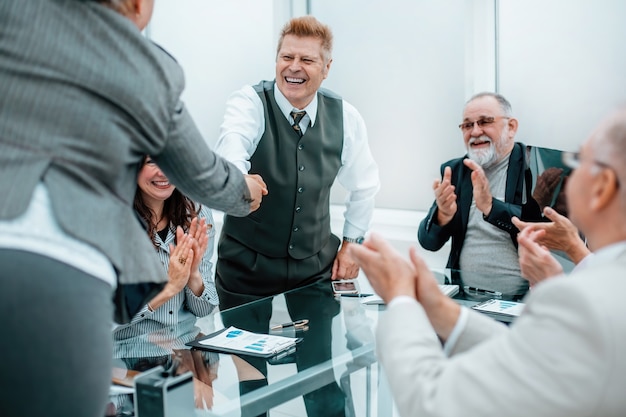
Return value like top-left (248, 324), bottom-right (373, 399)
top-left (107, 269), bottom-right (526, 417)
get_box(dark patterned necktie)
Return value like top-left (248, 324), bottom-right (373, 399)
top-left (290, 110), bottom-right (307, 137)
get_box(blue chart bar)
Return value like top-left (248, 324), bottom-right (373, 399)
top-left (246, 340), bottom-right (267, 352)
top-left (245, 345), bottom-right (264, 352)
top-left (499, 301), bottom-right (517, 310)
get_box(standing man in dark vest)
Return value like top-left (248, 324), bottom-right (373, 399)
top-left (214, 16), bottom-right (380, 309)
top-left (213, 16), bottom-right (379, 417)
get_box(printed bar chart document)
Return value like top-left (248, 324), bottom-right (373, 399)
top-left (186, 326), bottom-right (300, 358)
top-left (471, 299), bottom-right (526, 323)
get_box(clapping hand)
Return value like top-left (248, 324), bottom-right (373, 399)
top-left (347, 233), bottom-right (416, 303)
top-left (186, 217), bottom-right (210, 295)
top-left (516, 224), bottom-right (564, 286)
top-left (188, 217), bottom-right (209, 275)
top-left (349, 234), bottom-right (461, 341)
top-left (463, 159), bottom-right (493, 216)
top-left (166, 227), bottom-right (194, 295)
top-left (512, 206), bottom-right (590, 264)
top-left (433, 166), bottom-right (457, 226)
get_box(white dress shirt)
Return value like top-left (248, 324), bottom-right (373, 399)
top-left (214, 82), bottom-right (380, 239)
top-left (0, 182), bottom-right (116, 287)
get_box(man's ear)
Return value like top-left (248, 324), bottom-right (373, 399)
top-left (507, 117), bottom-right (519, 138)
top-left (130, 0), bottom-right (142, 14)
top-left (126, 0), bottom-right (151, 30)
top-left (590, 168), bottom-right (619, 211)
top-left (322, 58), bottom-right (333, 80)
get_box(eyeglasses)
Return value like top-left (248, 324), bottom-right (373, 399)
top-left (562, 151), bottom-right (620, 188)
top-left (458, 116), bottom-right (509, 132)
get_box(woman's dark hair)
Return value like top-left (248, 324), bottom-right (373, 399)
top-left (133, 158), bottom-right (201, 247)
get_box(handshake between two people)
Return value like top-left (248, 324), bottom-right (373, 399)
top-left (244, 174), bottom-right (269, 212)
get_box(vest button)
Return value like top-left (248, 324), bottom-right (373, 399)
top-left (297, 187), bottom-right (304, 193)
top-left (293, 226), bottom-right (299, 232)
top-left (298, 165), bottom-right (305, 171)
top-left (295, 206), bottom-right (301, 213)
top-left (289, 244), bottom-right (294, 250)
top-left (298, 144), bottom-right (304, 150)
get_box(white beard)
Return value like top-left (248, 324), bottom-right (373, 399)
top-left (467, 137), bottom-right (497, 168)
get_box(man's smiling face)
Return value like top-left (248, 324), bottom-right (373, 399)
top-left (461, 95), bottom-right (516, 168)
top-left (275, 34), bottom-right (332, 110)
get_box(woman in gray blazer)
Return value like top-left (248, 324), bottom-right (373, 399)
top-left (0, 1), bottom-right (265, 416)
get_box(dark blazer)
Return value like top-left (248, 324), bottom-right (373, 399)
top-left (418, 142), bottom-right (538, 269)
top-left (0, 0), bottom-right (250, 288)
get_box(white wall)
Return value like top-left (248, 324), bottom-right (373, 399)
top-left (311, 0), bottom-right (468, 211)
top-left (148, 0), bottom-right (626, 212)
top-left (498, 0), bottom-right (626, 152)
top-left (148, 0), bottom-right (283, 146)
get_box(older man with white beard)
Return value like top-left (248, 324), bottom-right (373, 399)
top-left (418, 92), bottom-right (540, 297)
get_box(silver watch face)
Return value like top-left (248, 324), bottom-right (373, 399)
top-left (344, 237), bottom-right (364, 244)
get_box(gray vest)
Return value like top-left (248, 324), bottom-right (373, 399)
top-left (222, 80), bottom-right (343, 259)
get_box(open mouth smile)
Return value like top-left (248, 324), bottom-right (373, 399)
top-left (285, 77), bottom-right (305, 84)
top-left (152, 180), bottom-right (171, 188)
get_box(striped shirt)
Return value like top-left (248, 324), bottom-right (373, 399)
top-left (113, 205), bottom-right (218, 357)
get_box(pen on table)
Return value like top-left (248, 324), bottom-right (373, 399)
top-left (271, 319), bottom-right (309, 330)
top-left (340, 293), bottom-right (374, 298)
top-left (463, 286), bottom-right (503, 297)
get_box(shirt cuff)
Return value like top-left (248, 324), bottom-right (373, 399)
top-left (443, 306), bottom-right (468, 356)
top-left (387, 295), bottom-right (418, 309)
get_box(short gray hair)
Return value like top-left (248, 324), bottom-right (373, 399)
top-left (466, 92), bottom-right (513, 117)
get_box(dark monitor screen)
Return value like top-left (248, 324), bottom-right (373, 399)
top-left (524, 145), bottom-right (574, 218)
top-left (523, 145), bottom-right (579, 273)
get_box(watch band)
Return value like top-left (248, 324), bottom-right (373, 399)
top-left (343, 236), bottom-right (364, 244)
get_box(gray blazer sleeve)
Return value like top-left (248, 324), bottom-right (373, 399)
top-left (154, 101), bottom-right (251, 217)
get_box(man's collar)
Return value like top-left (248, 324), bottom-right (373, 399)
top-left (273, 82), bottom-right (318, 126)
top-left (587, 240), bottom-right (626, 267)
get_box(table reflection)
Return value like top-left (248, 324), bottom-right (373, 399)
top-left (219, 280), bottom-right (346, 417)
top-left (107, 279), bottom-right (378, 417)
top-left (107, 323), bottom-right (219, 416)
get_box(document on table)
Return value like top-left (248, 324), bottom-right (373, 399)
top-left (360, 284), bottom-right (460, 305)
top-left (471, 299), bottom-right (525, 322)
top-left (186, 326), bottom-right (300, 358)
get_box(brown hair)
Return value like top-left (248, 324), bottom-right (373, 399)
top-left (277, 16), bottom-right (333, 62)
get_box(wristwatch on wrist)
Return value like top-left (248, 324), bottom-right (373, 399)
top-left (343, 236), bottom-right (364, 244)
